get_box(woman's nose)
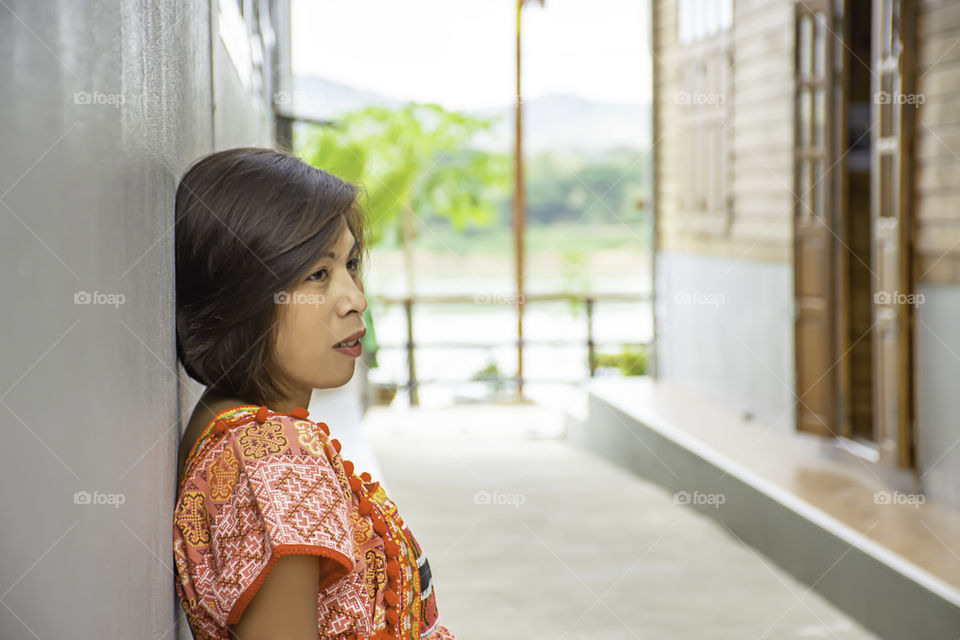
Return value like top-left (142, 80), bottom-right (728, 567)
top-left (338, 273), bottom-right (367, 315)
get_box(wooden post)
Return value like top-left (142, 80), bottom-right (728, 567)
top-left (404, 298), bottom-right (419, 406)
top-left (514, 0), bottom-right (527, 398)
top-left (586, 297), bottom-right (596, 377)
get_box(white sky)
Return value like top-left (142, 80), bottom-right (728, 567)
top-left (291, 0), bottom-right (652, 110)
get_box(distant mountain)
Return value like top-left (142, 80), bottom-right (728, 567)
top-left (476, 93), bottom-right (651, 153)
top-left (290, 75), bottom-right (650, 153)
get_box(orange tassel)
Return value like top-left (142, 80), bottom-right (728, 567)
top-left (384, 590), bottom-right (399, 607)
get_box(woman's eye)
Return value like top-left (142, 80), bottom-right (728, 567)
top-left (307, 268), bottom-right (328, 282)
top-left (307, 258), bottom-right (360, 282)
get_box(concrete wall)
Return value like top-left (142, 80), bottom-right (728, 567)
top-left (0, 1), bottom-right (282, 638)
top-left (655, 251), bottom-right (795, 431)
top-left (914, 283), bottom-right (960, 509)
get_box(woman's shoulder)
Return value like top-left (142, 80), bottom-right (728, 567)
top-left (177, 403), bottom-right (341, 497)
top-left (177, 399), bottom-right (259, 486)
top-left (173, 405), bottom-right (357, 634)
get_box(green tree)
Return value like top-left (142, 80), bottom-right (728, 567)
top-left (295, 103), bottom-right (510, 295)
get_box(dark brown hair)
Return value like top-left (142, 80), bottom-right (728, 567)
top-left (175, 146), bottom-right (369, 407)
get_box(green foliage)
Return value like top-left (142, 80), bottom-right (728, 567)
top-left (471, 359), bottom-right (505, 392)
top-left (561, 250), bottom-right (590, 315)
top-left (593, 345), bottom-right (648, 376)
top-left (414, 222), bottom-right (650, 257)
top-left (523, 149), bottom-right (649, 226)
top-left (295, 103), bottom-right (511, 247)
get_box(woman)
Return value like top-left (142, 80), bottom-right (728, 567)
top-left (172, 147), bottom-right (456, 640)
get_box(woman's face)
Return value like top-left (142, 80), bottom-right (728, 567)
top-left (274, 223), bottom-right (367, 392)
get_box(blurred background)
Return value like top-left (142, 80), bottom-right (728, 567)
top-left (285, 0), bottom-right (652, 414)
top-left (2, 1), bottom-right (960, 639)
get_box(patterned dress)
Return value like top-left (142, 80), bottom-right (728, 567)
top-left (173, 404), bottom-right (457, 640)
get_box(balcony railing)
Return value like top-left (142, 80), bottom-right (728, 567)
top-left (371, 292), bottom-right (650, 406)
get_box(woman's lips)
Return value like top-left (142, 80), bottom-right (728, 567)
top-left (333, 340), bottom-right (362, 358)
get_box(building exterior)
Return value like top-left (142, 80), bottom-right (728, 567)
top-left (653, 0), bottom-right (960, 509)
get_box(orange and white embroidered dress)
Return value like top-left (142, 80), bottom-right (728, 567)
top-left (173, 405), bottom-right (457, 640)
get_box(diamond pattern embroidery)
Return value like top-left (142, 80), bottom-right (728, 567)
top-left (274, 465), bottom-right (350, 545)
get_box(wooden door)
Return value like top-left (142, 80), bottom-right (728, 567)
top-left (871, 0), bottom-right (915, 468)
top-left (794, 0), bottom-right (837, 436)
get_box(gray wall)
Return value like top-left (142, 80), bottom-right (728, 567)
top-left (0, 1), bottom-right (283, 638)
top-left (914, 282), bottom-right (960, 509)
top-left (655, 250), bottom-right (796, 430)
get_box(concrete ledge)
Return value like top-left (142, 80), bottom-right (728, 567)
top-left (567, 378), bottom-right (960, 640)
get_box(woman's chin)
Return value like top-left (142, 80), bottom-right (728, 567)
top-left (314, 366), bottom-right (354, 390)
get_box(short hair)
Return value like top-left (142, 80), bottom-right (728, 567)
top-left (174, 146), bottom-right (369, 406)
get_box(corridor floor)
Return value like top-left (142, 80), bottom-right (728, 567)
top-left (363, 403), bottom-right (879, 640)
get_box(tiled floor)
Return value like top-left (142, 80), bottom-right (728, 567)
top-left (363, 404), bottom-right (879, 640)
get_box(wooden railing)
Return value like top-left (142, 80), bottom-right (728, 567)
top-left (370, 292), bottom-right (651, 406)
